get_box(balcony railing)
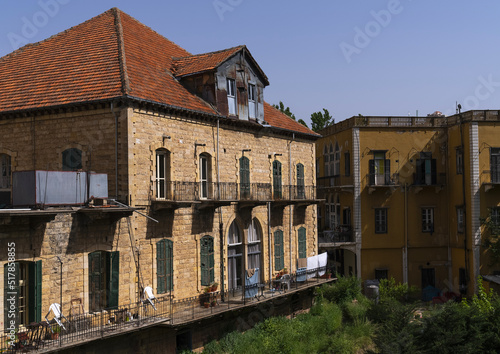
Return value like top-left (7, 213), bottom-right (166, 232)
top-left (366, 173), bottom-right (399, 187)
top-left (0, 268), bottom-right (334, 353)
top-left (154, 182), bottom-right (316, 203)
top-left (316, 175), bottom-right (354, 189)
top-left (318, 226), bottom-right (354, 243)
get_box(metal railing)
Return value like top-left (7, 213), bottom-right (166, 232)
top-left (0, 267), bottom-right (334, 353)
top-left (318, 226), bottom-right (354, 243)
top-left (366, 173), bottom-right (400, 187)
top-left (153, 182), bottom-right (316, 203)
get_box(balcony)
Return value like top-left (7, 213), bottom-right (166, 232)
top-left (152, 182), bottom-right (319, 210)
top-left (316, 175), bottom-right (354, 193)
top-left (318, 226), bottom-right (354, 245)
top-left (482, 170), bottom-right (500, 192)
top-left (366, 173), bottom-right (399, 194)
top-left (411, 172), bottom-right (446, 194)
top-left (0, 268), bottom-right (335, 353)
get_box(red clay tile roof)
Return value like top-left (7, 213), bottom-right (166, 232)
top-left (264, 102), bottom-right (319, 136)
top-left (0, 8), bottom-right (311, 136)
top-left (172, 46), bottom-right (244, 77)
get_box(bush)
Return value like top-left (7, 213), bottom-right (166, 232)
top-left (317, 274), bottom-right (362, 304)
top-left (379, 277), bottom-right (419, 303)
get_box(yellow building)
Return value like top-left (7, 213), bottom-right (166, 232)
top-left (317, 112), bottom-right (500, 296)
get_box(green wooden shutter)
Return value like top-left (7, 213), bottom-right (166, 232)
top-left (298, 227), bottom-right (307, 259)
top-left (35, 260), bottom-right (42, 322)
top-left (273, 161), bottom-right (282, 199)
top-left (4, 262), bottom-right (19, 328)
top-left (200, 236), bottom-right (214, 286)
top-left (108, 252), bottom-right (119, 309)
top-left (296, 163), bottom-right (304, 198)
top-left (384, 159), bottom-right (391, 184)
top-left (27, 262), bottom-right (42, 323)
top-left (240, 157), bottom-right (250, 199)
top-left (157, 240), bottom-right (166, 294)
top-left (89, 252), bottom-right (102, 311)
top-left (274, 230), bottom-right (284, 271)
top-left (166, 240), bottom-right (173, 291)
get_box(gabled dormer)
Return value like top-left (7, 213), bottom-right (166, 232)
top-left (172, 46), bottom-right (269, 122)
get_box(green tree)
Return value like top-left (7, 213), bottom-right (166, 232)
top-left (481, 211), bottom-right (500, 266)
top-left (310, 108), bottom-right (333, 132)
top-left (273, 101), bottom-right (309, 128)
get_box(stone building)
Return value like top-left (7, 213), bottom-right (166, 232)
top-left (0, 8), bottom-right (321, 349)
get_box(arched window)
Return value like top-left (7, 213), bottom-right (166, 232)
top-left (323, 145), bottom-right (329, 176)
top-left (200, 236), bottom-right (214, 286)
top-left (156, 149), bottom-right (171, 199)
top-left (272, 160), bottom-right (282, 199)
top-left (298, 227), bottom-right (307, 259)
top-left (62, 148), bottom-right (82, 171)
top-left (247, 218), bottom-right (261, 270)
top-left (329, 143), bottom-right (334, 176)
top-left (274, 229), bottom-right (284, 271)
top-left (156, 240), bottom-right (173, 294)
top-left (88, 251), bottom-right (119, 311)
top-left (0, 154), bottom-right (11, 206)
top-left (227, 220), bottom-right (242, 290)
top-left (240, 156), bottom-right (250, 199)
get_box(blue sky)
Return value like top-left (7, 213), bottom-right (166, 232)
top-left (1, 1), bottom-right (500, 127)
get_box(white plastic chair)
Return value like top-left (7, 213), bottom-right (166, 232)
top-left (45, 303), bottom-right (67, 332)
top-left (281, 274), bottom-right (291, 292)
top-left (143, 286), bottom-right (157, 311)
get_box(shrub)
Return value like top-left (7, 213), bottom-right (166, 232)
top-left (379, 277), bottom-right (419, 303)
top-left (317, 274), bottom-right (362, 304)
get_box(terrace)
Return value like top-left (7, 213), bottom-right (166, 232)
top-left (1, 268), bottom-right (335, 353)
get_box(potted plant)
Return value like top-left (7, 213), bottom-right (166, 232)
top-left (210, 282), bottom-right (218, 292)
top-left (211, 300), bottom-right (217, 307)
top-left (203, 302), bottom-right (210, 308)
top-left (51, 325), bottom-right (61, 340)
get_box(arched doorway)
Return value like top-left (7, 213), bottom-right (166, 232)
top-left (227, 220), bottom-right (242, 290)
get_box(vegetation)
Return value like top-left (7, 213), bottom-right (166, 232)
top-left (273, 101), bottom-right (308, 128)
top-left (481, 211), bottom-right (500, 266)
top-left (195, 276), bottom-right (500, 353)
top-left (310, 108), bottom-right (333, 133)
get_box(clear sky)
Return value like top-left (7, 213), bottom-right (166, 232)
top-left (1, 1), bottom-right (500, 127)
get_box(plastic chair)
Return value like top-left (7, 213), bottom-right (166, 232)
top-left (45, 303), bottom-right (68, 332)
top-left (280, 274), bottom-right (291, 292)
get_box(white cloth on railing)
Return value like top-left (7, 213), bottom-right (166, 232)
top-left (245, 268), bottom-right (259, 298)
top-left (306, 252), bottom-right (328, 279)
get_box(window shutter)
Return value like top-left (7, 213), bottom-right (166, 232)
top-left (431, 159), bottom-right (437, 185)
top-left (240, 157), bottom-right (250, 199)
top-left (35, 260), bottom-right (42, 322)
top-left (415, 159), bottom-right (423, 185)
top-left (298, 227), bottom-right (307, 259)
top-left (369, 160), bottom-right (375, 185)
top-left (88, 252), bottom-right (102, 311)
top-left (274, 230), bottom-right (284, 271)
top-left (273, 161), bottom-right (282, 199)
top-left (200, 237), bottom-right (210, 286)
top-left (108, 252), bottom-right (119, 309)
top-left (166, 240), bottom-right (173, 291)
top-left (384, 159), bottom-right (391, 184)
top-left (491, 149), bottom-right (500, 183)
top-left (297, 164), bottom-right (304, 198)
top-left (4, 262), bottom-right (19, 328)
top-left (157, 241), bottom-right (166, 294)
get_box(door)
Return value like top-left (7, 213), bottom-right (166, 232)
top-left (240, 156), bottom-right (250, 199)
top-left (200, 155), bottom-right (208, 199)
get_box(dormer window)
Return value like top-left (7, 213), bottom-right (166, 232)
top-left (227, 78), bottom-right (237, 116)
top-left (248, 83), bottom-right (256, 119)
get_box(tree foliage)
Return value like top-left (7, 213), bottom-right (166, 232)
top-left (310, 108), bottom-right (333, 132)
top-left (481, 211), bottom-right (500, 266)
top-left (272, 101), bottom-right (309, 128)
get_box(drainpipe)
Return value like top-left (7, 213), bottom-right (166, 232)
top-left (268, 201), bottom-right (272, 281)
top-left (289, 134), bottom-right (294, 272)
top-left (458, 107), bottom-right (469, 294)
top-left (217, 118), bottom-right (225, 301)
top-left (110, 102), bottom-right (119, 200)
top-left (403, 183), bottom-right (408, 283)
